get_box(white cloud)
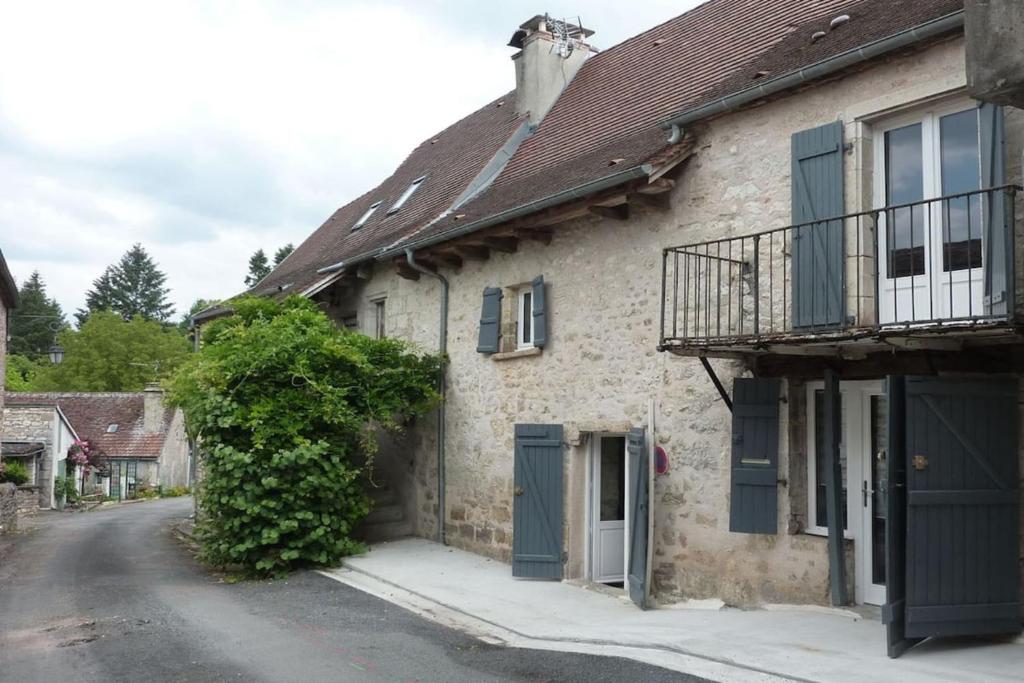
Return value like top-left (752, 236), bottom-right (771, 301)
top-left (0, 0), bottom-right (698, 318)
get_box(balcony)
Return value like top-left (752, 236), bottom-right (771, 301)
top-left (658, 185), bottom-right (1022, 357)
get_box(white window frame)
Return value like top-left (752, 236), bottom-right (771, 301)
top-left (352, 201), bottom-right (382, 231)
top-left (871, 95), bottom-right (982, 322)
top-left (805, 379), bottom-right (884, 539)
top-left (516, 287), bottom-right (534, 350)
top-left (388, 176), bottom-right (426, 215)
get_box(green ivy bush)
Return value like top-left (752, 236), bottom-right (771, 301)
top-left (0, 460), bottom-right (29, 486)
top-left (167, 296), bottom-right (441, 576)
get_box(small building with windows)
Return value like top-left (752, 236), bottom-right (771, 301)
top-left (215, 0), bottom-right (1024, 657)
top-left (3, 386), bottom-right (190, 502)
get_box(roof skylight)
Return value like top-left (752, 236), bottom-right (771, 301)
top-left (387, 176), bottom-right (426, 215)
top-left (107, 424), bottom-right (119, 433)
top-left (352, 201), bottom-right (382, 231)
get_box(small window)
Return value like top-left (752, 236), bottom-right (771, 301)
top-left (107, 424), bottom-right (119, 433)
top-left (352, 201), bottom-right (382, 231)
top-left (341, 314), bottom-right (358, 331)
top-left (373, 299), bottom-right (386, 339)
top-left (517, 288), bottom-right (533, 350)
top-left (387, 176), bottom-right (425, 214)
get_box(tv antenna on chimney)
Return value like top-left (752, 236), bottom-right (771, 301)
top-left (545, 14), bottom-right (587, 58)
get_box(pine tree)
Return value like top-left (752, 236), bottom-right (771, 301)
top-left (273, 243), bottom-right (294, 267)
top-left (9, 271), bottom-right (66, 360)
top-left (245, 249), bottom-right (271, 287)
top-left (77, 244), bottom-right (174, 324)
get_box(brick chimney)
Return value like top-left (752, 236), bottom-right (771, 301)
top-left (509, 14), bottom-right (595, 125)
top-left (143, 383), bottom-right (164, 434)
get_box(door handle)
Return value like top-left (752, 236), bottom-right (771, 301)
top-left (514, 486), bottom-right (524, 497)
top-left (862, 480), bottom-right (873, 507)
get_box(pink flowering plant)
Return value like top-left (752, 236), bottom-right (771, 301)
top-left (67, 438), bottom-right (106, 480)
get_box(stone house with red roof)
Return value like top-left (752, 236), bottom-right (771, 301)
top-left (196, 1), bottom-right (1024, 654)
top-left (3, 386), bottom-right (190, 506)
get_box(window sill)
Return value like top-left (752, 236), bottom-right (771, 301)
top-left (492, 347), bottom-right (542, 362)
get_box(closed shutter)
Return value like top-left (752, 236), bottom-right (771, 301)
top-left (476, 287), bottom-right (503, 353)
top-left (512, 424), bottom-right (564, 579)
top-left (792, 121), bottom-right (845, 328)
top-left (531, 275), bottom-right (547, 348)
top-left (626, 427), bottom-right (650, 609)
top-left (979, 103), bottom-right (1008, 316)
top-left (729, 377), bottom-right (781, 534)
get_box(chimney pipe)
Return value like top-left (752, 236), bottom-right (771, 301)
top-left (143, 382), bottom-right (164, 434)
top-left (509, 14), bottom-right (594, 125)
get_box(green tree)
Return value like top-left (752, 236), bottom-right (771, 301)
top-left (244, 249), bottom-right (271, 287)
top-left (273, 243), bottom-right (294, 267)
top-left (34, 311), bottom-right (189, 392)
top-left (167, 296), bottom-right (441, 576)
top-left (9, 271), bottom-right (66, 360)
top-left (5, 355), bottom-right (43, 391)
top-left (77, 244), bottom-right (174, 325)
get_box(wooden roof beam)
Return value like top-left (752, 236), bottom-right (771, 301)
top-left (589, 204), bottom-right (630, 221)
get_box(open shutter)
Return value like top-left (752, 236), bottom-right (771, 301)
top-left (729, 378), bottom-right (781, 534)
top-left (792, 121), bottom-right (845, 328)
top-left (512, 424), bottom-right (564, 579)
top-left (531, 275), bottom-right (547, 348)
top-left (476, 287), bottom-right (502, 354)
top-left (979, 103), bottom-right (1009, 316)
top-left (626, 427), bottom-right (649, 609)
top-left (891, 377), bottom-right (1021, 655)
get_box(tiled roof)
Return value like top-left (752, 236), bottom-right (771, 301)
top-left (256, 0), bottom-right (965, 288)
top-left (4, 392), bottom-right (175, 459)
top-left (0, 248), bottom-right (18, 309)
top-left (256, 92), bottom-right (527, 295)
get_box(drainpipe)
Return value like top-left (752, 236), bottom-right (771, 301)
top-left (404, 248), bottom-right (449, 544)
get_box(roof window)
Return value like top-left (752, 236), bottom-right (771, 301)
top-left (107, 424), bottom-right (119, 433)
top-left (387, 176), bottom-right (426, 215)
top-left (352, 201), bottom-right (382, 231)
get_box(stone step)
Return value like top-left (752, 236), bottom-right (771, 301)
top-left (367, 485), bottom-right (396, 506)
top-left (365, 502), bottom-right (404, 525)
top-left (357, 518), bottom-right (414, 544)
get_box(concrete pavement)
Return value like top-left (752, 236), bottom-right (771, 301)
top-left (322, 537), bottom-right (1024, 683)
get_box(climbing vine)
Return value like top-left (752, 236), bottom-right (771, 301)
top-left (167, 296), bottom-right (441, 576)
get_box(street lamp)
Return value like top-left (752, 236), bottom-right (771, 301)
top-left (48, 344), bottom-right (65, 365)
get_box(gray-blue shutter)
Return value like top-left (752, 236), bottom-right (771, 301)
top-left (729, 377), bottom-right (781, 534)
top-left (512, 423), bottom-right (564, 579)
top-left (476, 287), bottom-right (502, 354)
top-left (626, 427), bottom-right (650, 609)
top-left (531, 275), bottom-right (547, 348)
top-left (979, 103), bottom-right (1008, 316)
top-left (792, 121), bottom-right (845, 328)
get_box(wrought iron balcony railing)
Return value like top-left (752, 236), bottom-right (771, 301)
top-left (659, 185), bottom-right (1021, 352)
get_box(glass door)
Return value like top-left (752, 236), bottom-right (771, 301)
top-left (875, 101), bottom-right (983, 324)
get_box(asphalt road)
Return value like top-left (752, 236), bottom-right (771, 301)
top-left (0, 498), bottom-right (700, 682)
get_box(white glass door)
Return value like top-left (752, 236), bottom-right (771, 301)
top-left (855, 389), bottom-right (887, 607)
top-left (875, 102), bottom-right (983, 324)
top-left (591, 436), bottom-right (625, 584)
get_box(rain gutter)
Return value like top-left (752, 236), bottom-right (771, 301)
top-left (404, 249), bottom-right (449, 545)
top-left (661, 11), bottom-right (965, 134)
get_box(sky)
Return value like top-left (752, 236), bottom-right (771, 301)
top-left (0, 0), bottom-right (700, 321)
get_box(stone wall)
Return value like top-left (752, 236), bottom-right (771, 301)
top-left (0, 483), bottom-right (16, 534)
top-left (157, 410), bottom-right (190, 489)
top-left (2, 406), bottom-right (56, 507)
top-left (315, 37), bottom-right (1022, 607)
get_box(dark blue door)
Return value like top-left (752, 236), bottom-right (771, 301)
top-left (512, 424), bottom-right (564, 579)
top-left (626, 428), bottom-right (649, 608)
top-left (885, 377), bottom-right (1021, 657)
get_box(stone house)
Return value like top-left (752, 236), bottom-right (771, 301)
top-left (0, 248), bottom-right (19, 532)
top-left (198, 0), bottom-right (1024, 655)
top-left (3, 386), bottom-right (190, 503)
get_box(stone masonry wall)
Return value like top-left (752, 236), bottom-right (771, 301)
top-left (319, 37), bottom-right (1022, 607)
top-left (0, 483), bottom-right (16, 534)
top-left (2, 406), bottom-right (56, 508)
